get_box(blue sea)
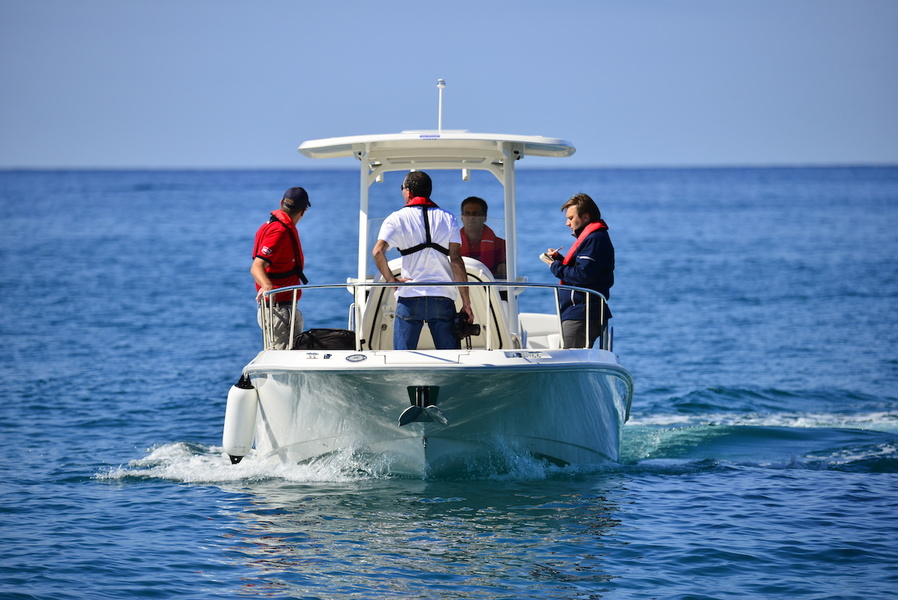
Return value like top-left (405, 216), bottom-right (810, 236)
top-left (1, 166), bottom-right (897, 599)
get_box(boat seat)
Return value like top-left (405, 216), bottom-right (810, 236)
top-left (359, 257), bottom-right (511, 351)
top-left (519, 312), bottom-right (562, 349)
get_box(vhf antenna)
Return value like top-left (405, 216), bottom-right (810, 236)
top-left (437, 79), bottom-right (446, 133)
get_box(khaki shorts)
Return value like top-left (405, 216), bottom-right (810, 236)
top-left (257, 304), bottom-right (304, 350)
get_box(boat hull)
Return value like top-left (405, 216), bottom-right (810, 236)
top-left (241, 348), bottom-right (633, 476)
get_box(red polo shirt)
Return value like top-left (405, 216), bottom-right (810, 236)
top-left (253, 209), bottom-right (304, 302)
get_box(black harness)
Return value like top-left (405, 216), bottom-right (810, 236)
top-left (398, 206), bottom-right (450, 257)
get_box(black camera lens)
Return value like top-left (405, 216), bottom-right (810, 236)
top-left (452, 312), bottom-right (481, 339)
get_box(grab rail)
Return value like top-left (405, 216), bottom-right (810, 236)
top-left (258, 281), bottom-right (609, 352)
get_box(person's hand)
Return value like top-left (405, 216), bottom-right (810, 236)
top-left (386, 276), bottom-right (409, 289)
top-left (540, 247), bottom-right (563, 265)
top-left (462, 303), bottom-right (474, 322)
top-left (255, 283), bottom-right (274, 302)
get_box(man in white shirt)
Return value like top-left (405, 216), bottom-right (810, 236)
top-left (372, 171), bottom-right (473, 350)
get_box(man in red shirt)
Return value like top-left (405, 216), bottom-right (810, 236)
top-left (251, 187), bottom-right (310, 349)
top-left (458, 196), bottom-right (506, 279)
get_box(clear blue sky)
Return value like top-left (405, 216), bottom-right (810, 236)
top-left (2, 0), bottom-right (896, 168)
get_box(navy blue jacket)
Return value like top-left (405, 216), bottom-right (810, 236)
top-left (549, 225), bottom-right (615, 322)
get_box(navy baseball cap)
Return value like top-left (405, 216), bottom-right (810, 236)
top-left (282, 187), bottom-right (310, 210)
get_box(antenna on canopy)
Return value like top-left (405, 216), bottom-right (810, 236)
top-left (437, 79), bottom-right (446, 133)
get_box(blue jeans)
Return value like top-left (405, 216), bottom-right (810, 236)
top-left (394, 296), bottom-right (459, 350)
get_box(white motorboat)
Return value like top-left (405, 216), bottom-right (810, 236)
top-left (223, 86), bottom-right (633, 476)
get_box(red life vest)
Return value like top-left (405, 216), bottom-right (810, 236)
top-left (560, 220), bottom-right (607, 284)
top-left (405, 196), bottom-right (439, 208)
top-left (460, 224), bottom-right (505, 275)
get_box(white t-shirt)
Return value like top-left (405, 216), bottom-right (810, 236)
top-left (377, 205), bottom-right (461, 299)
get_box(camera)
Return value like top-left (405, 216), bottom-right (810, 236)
top-left (452, 311), bottom-right (481, 339)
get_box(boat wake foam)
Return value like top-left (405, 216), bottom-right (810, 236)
top-left (97, 442), bottom-right (370, 484)
top-left (628, 410), bottom-right (898, 432)
top-left (97, 441), bottom-right (613, 483)
top-left (100, 408), bottom-right (898, 484)
top-left (621, 423), bottom-right (898, 473)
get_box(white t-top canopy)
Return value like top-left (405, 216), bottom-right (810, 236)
top-left (297, 130), bottom-right (576, 285)
top-left (298, 130), bottom-right (575, 170)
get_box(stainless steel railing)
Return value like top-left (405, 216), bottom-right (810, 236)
top-left (258, 281), bottom-right (610, 352)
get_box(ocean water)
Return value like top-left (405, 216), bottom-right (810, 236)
top-left (1, 166), bottom-right (897, 599)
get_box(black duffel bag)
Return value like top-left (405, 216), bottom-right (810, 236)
top-left (292, 328), bottom-right (357, 350)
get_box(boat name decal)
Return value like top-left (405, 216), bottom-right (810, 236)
top-left (345, 354), bottom-right (368, 363)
